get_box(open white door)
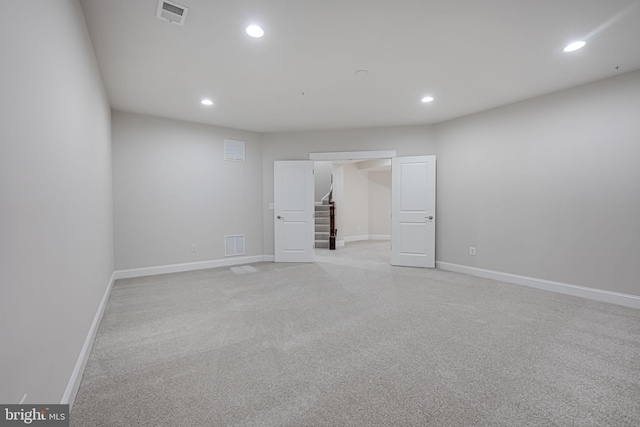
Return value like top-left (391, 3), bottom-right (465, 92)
top-left (274, 161), bottom-right (315, 262)
top-left (391, 155), bottom-right (436, 268)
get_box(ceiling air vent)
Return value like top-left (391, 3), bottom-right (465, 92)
top-left (156, 0), bottom-right (189, 26)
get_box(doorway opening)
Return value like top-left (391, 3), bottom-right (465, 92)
top-left (313, 158), bottom-right (392, 253)
top-left (310, 151), bottom-right (396, 255)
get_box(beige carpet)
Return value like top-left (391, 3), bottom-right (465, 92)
top-left (71, 241), bottom-right (640, 426)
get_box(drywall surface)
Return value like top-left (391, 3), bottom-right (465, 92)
top-left (328, 165), bottom-right (391, 243)
top-left (112, 111), bottom-right (263, 270)
top-left (435, 71), bottom-right (640, 296)
top-left (368, 171), bottom-right (392, 237)
top-left (0, 0), bottom-right (113, 403)
top-left (342, 163), bottom-right (370, 239)
top-left (262, 125), bottom-right (435, 254)
top-left (332, 165), bottom-right (345, 243)
top-left (314, 161), bottom-right (333, 202)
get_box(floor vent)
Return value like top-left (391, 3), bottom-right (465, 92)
top-left (230, 265), bottom-right (258, 275)
top-left (225, 139), bottom-right (245, 162)
top-left (225, 235), bottom-right (245, 257)
top-left (156, 0), bottom-right (189, 26)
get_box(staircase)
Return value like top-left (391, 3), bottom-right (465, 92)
top-left (316, 176), bottom-right (336, 250)
top-left (314, 202), bottom-right (331, 248)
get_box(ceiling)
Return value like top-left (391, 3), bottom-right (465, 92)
top-left (80, 0), bottom-right (640, 133)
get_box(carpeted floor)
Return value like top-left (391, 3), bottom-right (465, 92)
top-left (70, 241), bottom-right (640, 426)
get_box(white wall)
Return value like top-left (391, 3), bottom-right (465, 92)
top-left (339, 165), bottom-right (391, 241)
top-left (368, 171), bottom-right (391, 237)
top-left (0, 0), bottom-right (113, 403)
top-left (112, 111), bottom-right (263, 270)
top-left (332, 165), bottom-right (345, 243)
top-left (262, 125), bottom-right (435, 255)
top-left (314, 161), bottom-right (333, 203)
top-left (342, 163), bottom-right (370, 240)
top-left (435, 71), bottom-right (640, 296)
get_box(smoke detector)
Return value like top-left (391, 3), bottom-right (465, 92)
top-left (156, 0), bottom-right (189, 26)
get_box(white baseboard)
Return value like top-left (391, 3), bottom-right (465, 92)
top-left (337, 240), bottom-right (345, 248)
top-left (436, 261), bottom-right (640, 309)
top-left (369, 235), bottom-right (391, 241)
top-left (62, 271), bottom-right (116, 408)
top-left (114, 255), bottom-right (269, 279)
top-left (263, 255), bottom-right (275, 262)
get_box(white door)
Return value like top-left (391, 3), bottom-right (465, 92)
top-left (391, 155), bottom-right (436, 268)
top-left (274, 161), bottom-right (315, 262)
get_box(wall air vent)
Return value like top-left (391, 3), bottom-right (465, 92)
top-left (225, 235), bottom-right (246, 257)
top-left (225, 139), bottom-right (246, 162)
top-left (156, 0), bottom-right (189, 26)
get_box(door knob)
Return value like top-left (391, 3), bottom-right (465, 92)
top-left (426, 216), bottom-right (434, 220)
top-left (277, 215), bottom-right (283, 219)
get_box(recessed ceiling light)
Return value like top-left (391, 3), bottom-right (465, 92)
top-left (421, 96), bottom-right (434, 103)
top-left (563, 41), bottom-right (586, 52)
top-left (246, 25), bottom-right (264, 38)
top-left (201, 99), bottom-right (213, 106)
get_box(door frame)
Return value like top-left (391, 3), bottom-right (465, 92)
top-left (309, 150), bottom-right (397, 162)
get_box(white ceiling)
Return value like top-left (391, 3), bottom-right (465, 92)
top-left (80, 0), bottom-right (640, 133)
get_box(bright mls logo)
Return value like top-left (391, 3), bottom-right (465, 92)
top-left (1, 405), bottom-right (69, 426)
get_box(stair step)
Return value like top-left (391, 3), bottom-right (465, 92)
top-left (315, 232), bottom-right (329, 240)
top-left (315, 217), bottom-right (330, 224)
top-left (315, 211), bottom-right (330, 218)
top-left (315, 225), bottom-right (330, 232)
top-left (315, 240), bottom-right (329, 248)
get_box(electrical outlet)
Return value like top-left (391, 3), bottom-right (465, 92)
top-left (469, 246), bottom-right (476, 256)
top-left (191, 244), bottom-right (197, 252)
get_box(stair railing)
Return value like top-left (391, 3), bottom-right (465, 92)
top-left (329, 201), bottom-right (336, 250)
top-left (320, 175), bottom-right (337, 250)
top-left (321, 182), bottom-right (333, 204)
